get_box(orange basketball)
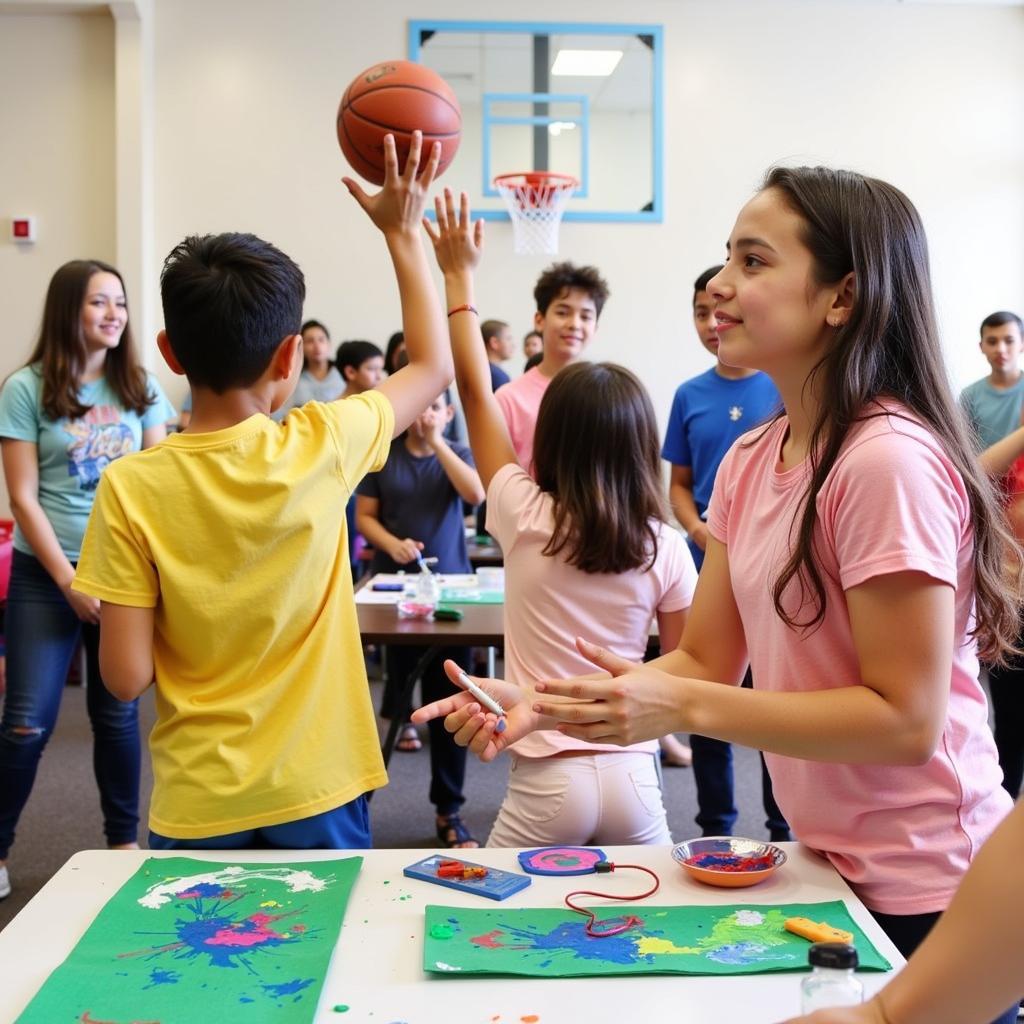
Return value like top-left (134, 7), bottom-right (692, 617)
top-left (337, 60), bottom-right (461, 186)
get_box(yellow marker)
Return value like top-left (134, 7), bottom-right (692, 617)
top-left (784, 917), bottom-right (854, 944)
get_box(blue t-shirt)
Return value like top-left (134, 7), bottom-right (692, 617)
top-left (489, 362), bottom-right (511, 392)
top-left (958, 375), bottom-right (1024, 451)
top-left (0, 364), bottom-right (174, 559)
top-left (357, 439), bottom-right (475, 574)
top-left (662, 368), bottom-right (780, 566)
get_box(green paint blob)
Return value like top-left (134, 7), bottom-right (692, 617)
top-left (333, 1005), bottom-right (350, 1013)
top-left (429, 923), bottom-right (455, 940)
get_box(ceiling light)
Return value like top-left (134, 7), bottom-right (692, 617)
top-left (551, 49), bottom-right (623, 77)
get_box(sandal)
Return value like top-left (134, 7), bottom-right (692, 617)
top-left (436, 813), bottom-right (479, 849)
top-left (396, 724), bottom-right (422, 752)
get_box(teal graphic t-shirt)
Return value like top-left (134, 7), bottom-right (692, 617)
top-left (0, 364), bottom-right (174, 559)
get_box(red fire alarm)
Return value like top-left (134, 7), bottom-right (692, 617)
top-left (11, 217), bottom-right (36, 244)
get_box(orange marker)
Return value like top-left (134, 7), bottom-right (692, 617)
top-left (784, 917), bottom-right (854, 944)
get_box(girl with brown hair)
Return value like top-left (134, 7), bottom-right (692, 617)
top-left (0, 260), bottom-right (173, 900)
top-left (418, 191), bottom-right (698, 847)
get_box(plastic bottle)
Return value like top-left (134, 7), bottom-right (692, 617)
top-left (800, 942), bottom-right (863, 1012)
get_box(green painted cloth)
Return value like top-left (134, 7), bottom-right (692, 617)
top-left (16, 856), bottom-right (362, 1022)
top-left (423, 900), bottom-right (891, 977)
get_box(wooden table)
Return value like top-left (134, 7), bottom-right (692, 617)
top-left (0, 844), bottom-right (903, 1024)
top-left (357, 579), bottom-right (505, 769)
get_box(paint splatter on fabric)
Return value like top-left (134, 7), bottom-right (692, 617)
top-left (422, 901), bottom-right (891, 978)
top-left (15, 856), bottom-right (362, 1022)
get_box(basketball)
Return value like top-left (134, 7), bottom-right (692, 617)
top-left (337, 60), bottom-right (461, 186)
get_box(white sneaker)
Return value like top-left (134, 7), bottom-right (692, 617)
top-left (0, 865), bottom-right (10, 900)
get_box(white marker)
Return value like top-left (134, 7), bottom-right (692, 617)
top-left (457, 670), bottom-right (507, 733)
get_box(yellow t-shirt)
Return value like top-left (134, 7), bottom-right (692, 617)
top-left (73, 392), bottom-right (394, 838)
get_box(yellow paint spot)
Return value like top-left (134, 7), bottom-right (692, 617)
top-left (259, 900), bottom-right (280, 907)
top-left (635, 936), bottom-right (701, 956)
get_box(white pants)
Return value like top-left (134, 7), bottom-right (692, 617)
top-left (486, 751), bottom-right (672, 848)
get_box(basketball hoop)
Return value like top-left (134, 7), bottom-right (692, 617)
top-left (493, 172), bottom-right (578, 256)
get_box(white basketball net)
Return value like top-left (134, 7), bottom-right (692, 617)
top-left (494, 173), bottom-right (578, 256)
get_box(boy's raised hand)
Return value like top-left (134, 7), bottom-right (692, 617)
top-left (410, 659), bottom-right (539, 763)
top-left (343, 131), bottom-right (441, 236)
top-left (423, 189), bottom-right (484, 276)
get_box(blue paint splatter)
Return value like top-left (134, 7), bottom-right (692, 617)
top-left (262, 977), bottom-right (315, 999)
top-left (499, 920), bottom-right (644, 965)
top-left (705, 941), bottom-right (795, 966)
top-left (144, 967), bottom-right (181, 989)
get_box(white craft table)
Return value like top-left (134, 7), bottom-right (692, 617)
top-left (0, 843), bottom-right (903, 1023)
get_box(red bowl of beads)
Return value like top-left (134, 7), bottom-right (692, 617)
top-left (671, 837), bottom-right (787, 888)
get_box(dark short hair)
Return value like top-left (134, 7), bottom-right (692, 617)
top-left (385, 331), bottom-right (405, 373)
top-left (693, 265), bottom-right (723, 306)
top-left (980, 311), bottom-right (1023, 336)
top-left (301, 319), bottom-right (330, 337)
top-left (534, 262), bottom-right (609, 318)
top-left (160, 233), bottom-right (304, 393)
top-left (336, 340), bottom-right (383, 374)
top-left (481, 319), bottom-right (508, 346)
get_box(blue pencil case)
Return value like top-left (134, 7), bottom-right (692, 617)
top-left (403, 855), bottom-right (531, 901)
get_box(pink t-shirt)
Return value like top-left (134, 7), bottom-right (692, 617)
top-left (495, 368), bottom-right (550, 473)
top-left (707, 402), bottom-right (1012, 915)
top-left (487, 463), bottom-right (698, 758)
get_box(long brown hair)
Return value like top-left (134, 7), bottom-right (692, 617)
top-left (532, 362), bottom-right (665, 574)
top-left (760, 166), bottom-right (1021, 662)
top-left (26, 259), bottom-right (151, 420)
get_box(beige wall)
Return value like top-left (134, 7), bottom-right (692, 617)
top-left (0, 8), bottom-right (116, 515)
top-left (3, 1), bottom-right (1024, 519)
top-left (148, 0), bottom-right (1024, 416)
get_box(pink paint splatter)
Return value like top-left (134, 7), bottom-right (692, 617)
top-left (470, 929), bottom-right (506, 949)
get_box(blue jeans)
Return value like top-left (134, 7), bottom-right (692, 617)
top-left (692, 670), bottom-right (791, 841)
top-left (149, 797), bottom-right (372, 850)
top-left (0, 550), bottom-right (140, 859)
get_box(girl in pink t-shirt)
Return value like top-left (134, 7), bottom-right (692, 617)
top-left (425, 172), bottom-right (1020, 1012)
top-left (415, 191), bottom-right (697, 847)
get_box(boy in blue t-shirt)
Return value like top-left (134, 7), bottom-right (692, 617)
top-left (959, 310), bottom-right (1024, 451)
top-left (356, 390), bottom-right (485, 847)
top-left (662, 265), bottom-right (789, 842)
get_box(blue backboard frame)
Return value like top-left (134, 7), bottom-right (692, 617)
top-left (409, 19), bottom-right (663, 223)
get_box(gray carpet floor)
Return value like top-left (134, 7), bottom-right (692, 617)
top-left (0, 674), bottom-right (777, 934)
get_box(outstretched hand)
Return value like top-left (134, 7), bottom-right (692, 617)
top-left (410, 659), bottom-right (540, 762)
top-left (529, 637), bottom-right (681, 747)
top-left (422, 189), bottom-right (483, 276)
top-left (343, 131), bottom-right (441, 236)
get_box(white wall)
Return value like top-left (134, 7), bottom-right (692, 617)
top-left (0, 9), bottom-right (116, 515)
top-left (3, 0), bottom-right (1024, 494)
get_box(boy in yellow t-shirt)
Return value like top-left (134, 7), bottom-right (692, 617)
top-left (72, 134), bottom-right (453, 849)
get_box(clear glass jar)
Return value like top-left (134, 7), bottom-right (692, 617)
top-left (800, 942), bottom-right (863, 1012)
top-left (397, 570), bottom-right (438, 619)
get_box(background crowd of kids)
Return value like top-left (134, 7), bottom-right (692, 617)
top-left (0, 133), bottom-right (1021, 1022)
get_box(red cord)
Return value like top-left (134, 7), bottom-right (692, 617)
top-left (564, 863), bottom-right (660, 937)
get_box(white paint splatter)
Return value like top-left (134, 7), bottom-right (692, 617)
top-left (736, 910), bottom-right (765, 927)
top-left (138, 866), bottom-right (330, 909)
top-left (434, 961), bottom-right (463, 972)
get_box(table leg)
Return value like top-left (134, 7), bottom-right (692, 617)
top-left (375, 646), bottom-right (441, 780)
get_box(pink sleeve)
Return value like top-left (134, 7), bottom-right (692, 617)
top-left (655, 528), bottom-right (699, 613)
top-left (485, 463), bottom-right (541, 554)
top-left (823, 429), bottom-right (968, 591)
top-left (706, 442), bottom-right (741, 544)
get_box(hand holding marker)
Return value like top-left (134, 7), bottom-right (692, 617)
top-left (457, 670), bottom-right (507, 733)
